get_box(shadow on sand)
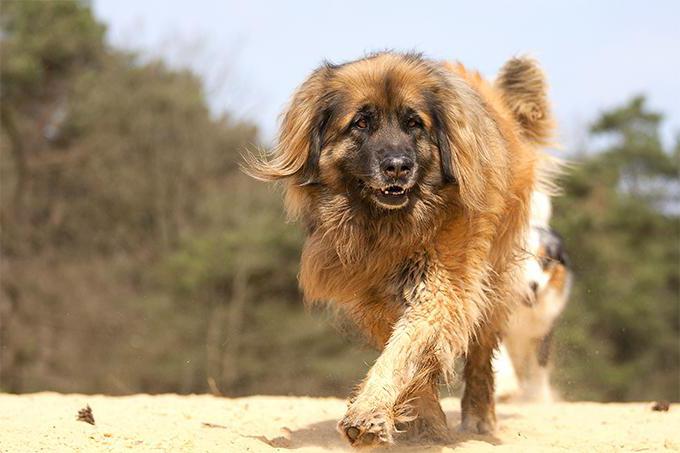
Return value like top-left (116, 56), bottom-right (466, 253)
top-left (253, 409), bottom-right (513, 451)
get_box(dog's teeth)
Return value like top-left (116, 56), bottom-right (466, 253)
top-left (380, 187), bottom-right (406, 196)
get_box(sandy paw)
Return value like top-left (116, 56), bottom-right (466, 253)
top-left (401, 417), bottom-right (451, 444)
top-left (459, 413), bottom-right (496, 435)
top-left (338, 407), bottom-right (395, 448)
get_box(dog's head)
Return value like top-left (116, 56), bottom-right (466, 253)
top-left (524, 226), bottom-right (571, 304)
top-left (247, 52), bottom-right (551, 221)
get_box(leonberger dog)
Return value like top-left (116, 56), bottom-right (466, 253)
top-left (247, 51), bottom-right (556, 447)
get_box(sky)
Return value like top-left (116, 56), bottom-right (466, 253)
top-left (92, 0), bottom-right (680, 150)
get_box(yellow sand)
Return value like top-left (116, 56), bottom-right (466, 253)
top-left (0, 393), bottom-right (678, 452)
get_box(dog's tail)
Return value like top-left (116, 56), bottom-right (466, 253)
top-left (495, 57), bottom-right (554, 147)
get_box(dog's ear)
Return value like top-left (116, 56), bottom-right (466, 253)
top-left (545, 228), bottom-right (571, 268)
top-left (244, 66), bottom-right (333, 185)
top-left (495, 57), bottom-right (554, 146)
top-left (430, 105), bottom-right (457, 185)
top-left (431, 66), bottom-right (508, 212)
top-left (297, 105), bottom-right (331, 186)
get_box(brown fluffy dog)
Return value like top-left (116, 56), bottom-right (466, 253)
top-left (247, 52), bottom-right (555, 447)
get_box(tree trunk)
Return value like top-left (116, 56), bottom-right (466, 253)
top-left (1, 105), bottom-right (29, 224)
top-left (205, 299), bottom-right (228, 394)
top-left (221, 266), bottom-right (249, 393)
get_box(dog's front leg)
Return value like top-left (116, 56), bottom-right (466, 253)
top-left (338, 261), bottom-right (475, 447)
top-left (338, 307), bottom-right (444, 447)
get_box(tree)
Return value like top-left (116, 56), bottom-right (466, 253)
top-left (0, 1), bottom-right (263, 393)
top-left (552, 97), bottom-right (679, 401)
top-left (0, 0), bottom-right (105, 226)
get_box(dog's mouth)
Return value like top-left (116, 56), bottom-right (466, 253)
top-left (371, 184), bottom-right (410, 209)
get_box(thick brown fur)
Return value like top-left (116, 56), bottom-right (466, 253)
top-left (245, 52), bottom-right (555, 447)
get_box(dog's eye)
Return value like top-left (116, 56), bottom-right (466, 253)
top-left (354, 117), bottom-right (368, 129)
top-left (540, 257), bottom-right (552, 269)
top-left (407, 117), bottom-right (422, 129)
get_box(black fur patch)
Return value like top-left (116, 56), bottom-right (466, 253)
top-left (536, 329), bottom-right (554, 367)
top-left (423, 92), bottom-right (456, 184)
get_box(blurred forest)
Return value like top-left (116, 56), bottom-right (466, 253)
top-left (0, 2), bottom-right (678, 401)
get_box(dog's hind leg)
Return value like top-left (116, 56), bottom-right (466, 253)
top-left (461, 328), bottom-right (500, 434)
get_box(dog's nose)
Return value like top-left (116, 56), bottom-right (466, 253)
top-left (380, 156), bottom-right (413, 179)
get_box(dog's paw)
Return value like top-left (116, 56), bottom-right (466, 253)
top-left (400, 416), bottom-right (451, 444)
top-left (338, 405), bottom-right (395, 447)
top-left (459, 413), bottom-right (496, 435)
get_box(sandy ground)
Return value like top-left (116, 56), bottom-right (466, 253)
top-left (0, 393), bottom-right (678, 452)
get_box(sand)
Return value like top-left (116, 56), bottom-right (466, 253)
top-left (0, 393), bottom-right (678, 452)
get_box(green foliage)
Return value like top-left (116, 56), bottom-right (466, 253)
top-left (0, 0), bottom-right (105, 103)
top-left (552, 97), bottom-right (679, 401)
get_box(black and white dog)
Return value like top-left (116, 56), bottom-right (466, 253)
top-left (495, 192), bottom-right (573, 402)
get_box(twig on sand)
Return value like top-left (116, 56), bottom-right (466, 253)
top-left (76, 405), bottom-right (95, 425)
top-left (652, 401), bottom-right (670, 412)
top-left (202, 422), bottom-right (228, 429)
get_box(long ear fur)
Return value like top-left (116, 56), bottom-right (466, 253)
top-left (432, 66), bottom-right (509, 212)
top-left (244, 66), bottom-right (332, 184)
top-left (428, 97), bottom-right (456, 185)
top-left (495, 56), bottom-right (554, 146)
